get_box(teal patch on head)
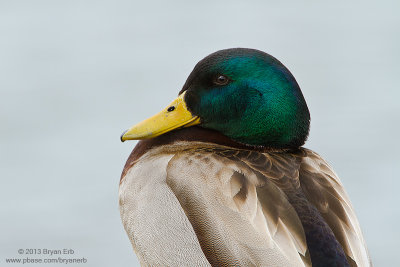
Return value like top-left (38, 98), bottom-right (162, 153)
top-left (182, 48), bottom-right (310, 148)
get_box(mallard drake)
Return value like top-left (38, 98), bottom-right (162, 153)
top-left (119, 48), bottom-right (371, 266)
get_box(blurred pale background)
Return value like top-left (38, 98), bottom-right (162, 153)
top-left (1, 0), bottom-right (399, 266)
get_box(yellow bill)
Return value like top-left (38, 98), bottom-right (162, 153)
top-left (121, 91), bottom-right (200, 141)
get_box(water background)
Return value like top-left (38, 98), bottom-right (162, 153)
top-left (1, 1), bottom-right (399, 266)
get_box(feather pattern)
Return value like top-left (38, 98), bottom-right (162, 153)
top-left (119, 141), bottom-right (371, 266)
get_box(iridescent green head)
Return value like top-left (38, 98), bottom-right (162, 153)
top-left (121, 48), bottom-right (310, 149)
top-left (180, 48), bottom-right (310, 148)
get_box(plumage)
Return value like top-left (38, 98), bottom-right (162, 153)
top-left (119, 48), bottom-right (371, 266)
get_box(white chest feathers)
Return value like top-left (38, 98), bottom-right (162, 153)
top-left (119, 144), bottom-right (309, 267)
top-left (119, 154), bottom-right (211, 266)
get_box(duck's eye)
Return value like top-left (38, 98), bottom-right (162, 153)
top-left (167, 106), bottom-right (175, 112)
top-left (214, 75), bottom-right (229, 85)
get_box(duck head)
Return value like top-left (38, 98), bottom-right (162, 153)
top-left (121, 48), bottom-right (310, 149)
